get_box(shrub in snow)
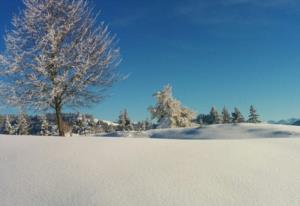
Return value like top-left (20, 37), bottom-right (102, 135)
top-left (248, 105), bottom-right (261, 123)
top-left (97, 120), bottom-right (116, 133)
top-left (232, 107), bottom-right (245, 123)
top-left (148, 85), bottom-right (195, 128)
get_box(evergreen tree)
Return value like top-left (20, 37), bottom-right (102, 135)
top-left (196, 114), bottom-right (211, 125)
top-left (198, 118), bottom-right (204, 128)
top-left (222, 107), bottom-right (231, 124)
top-left (16, 112), bottom-right (29, 135)
top-left (232, 107), bottom-right (245, 123)
top-left (81, 115), bottom-right (91, 135)
top-left (39, 115), bottom-right (50, 136)
top-left (141, 121), bottom-right (147, 131)
top-left (4, 115), bottom-right (13, 135)
top-left (209, 106), bottom-right (221, 124)
top-left (73, 114), bottom-right (92, 135)
top-left (144, 119), bottom-right (152, 130)
top-left (248, 105), bottom-right (260, 123)
top-left (118, 109), bottom-right (133, 131)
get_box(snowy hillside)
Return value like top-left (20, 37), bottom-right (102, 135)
top-left (147, 123), bottom-right (300, 139)
top-left (1, 123), bottom-right (300, 206)
top-left (99, 123), bottom-right (300, 139)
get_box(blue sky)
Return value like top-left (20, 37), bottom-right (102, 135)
top-left (1, 0), bottom-right (300, 121)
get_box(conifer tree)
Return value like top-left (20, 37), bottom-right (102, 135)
top-left (39, 115), bottom-right (50, 136)
top-left (232, 107), bottom-right (245, 123)
top-left (118, 109), bottom-right (133, 131)
top-left (4, 115), bottom-right (13, 135)
top-left (222, 107), bottom-right (231, 124)
top-left (73, 114), bottom-right (92, 135)
top-left (16, 112), bottom-right (29, 135)
top-left (141, 121), bottom-right (147, 131)
top-left (248, 105), bottom-right (260, 123)
top-left (209, 106), bottom-right (221, 124)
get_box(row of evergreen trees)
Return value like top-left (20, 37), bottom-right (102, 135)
top-left (2, 111), bottom-right (153, 136)
top-left (117, 109), bottom-right (152, 132)
top-left (148, 85), bottom-right (261, 128)
top-left (197, 105), bottom-right (260, 125)
top-left (4, 113), bottom-right (48, 135)
top-left (1, 85), bottom-right (262, 135)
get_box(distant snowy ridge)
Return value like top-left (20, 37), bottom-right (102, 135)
top-left (268, 118), bottom-right (300, 125)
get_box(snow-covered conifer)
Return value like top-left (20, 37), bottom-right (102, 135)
top-left (118, 109), bottom-right (133, 131)
top-left (232, 107), bottom-right (245, 123)
top-left (222, 107), bottom-right (231, 124)
top-left (73, 114), bottom-right (92, 135)
top-left (4, 115), bottom-right (13, 135)
top-left (16, 112), bottom-right (29, 135)
top-left (141, 121), bottom-right (147, 131)
top-left (148, 85), bottom-right (195, 128)
top-left (248, 105), bottom-right (260, 123)
top-left (39, 115), bottom-right (50, 136)
top-left (0, 0), bottom-right (121, 136)
top-left (210, 106), bottom-right (221, 124)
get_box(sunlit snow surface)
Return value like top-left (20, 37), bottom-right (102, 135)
top-left (1, 123), bottom-right (300, 206)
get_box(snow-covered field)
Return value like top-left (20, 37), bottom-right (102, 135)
top-left (1, 123), bottom-right (300, 206)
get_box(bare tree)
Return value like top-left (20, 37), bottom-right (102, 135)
top-left (0, 0), bottom-right (121, 136)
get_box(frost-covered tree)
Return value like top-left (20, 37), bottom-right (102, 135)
top-left (39, 115), bottom-right (50, 136)
top-left (16, 112), bottom-right (29, 135)
top-left (0, 0), bottom-right (120, 136)
top-left (222, 107), bottom-right (231, 124)
top-left (118, 109), bottom-right (133, 131)
top-left (4, 115), bottom-right (14, 135)
top-left (148, 85), bottom-right (195, 128)
top-left (209, 106), bottom-right (221, 124)
top-left (232, 107), bottom-right (245, 123)
top-left (248, 105), bottom-right (260, 123)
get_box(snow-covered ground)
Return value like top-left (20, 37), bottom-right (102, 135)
top-left (147, 123), bottom-right (300, 139)
top-left (99, 123), bottom-right (300, 139)
top-left (1, 123), bottom-right (300, 206)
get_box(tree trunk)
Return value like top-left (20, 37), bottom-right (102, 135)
top-left (54, 99), bottom-right (64, 136)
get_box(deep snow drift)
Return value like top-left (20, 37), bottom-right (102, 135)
top-left (1, 123), bottom-right (300, 206)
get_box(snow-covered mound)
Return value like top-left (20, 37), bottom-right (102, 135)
top-left (1, 123), bottom-right (300, 206)
top-left (97, 123), bottom-right (300, 139)
top-left (147, 123), bottom-right (300, 139)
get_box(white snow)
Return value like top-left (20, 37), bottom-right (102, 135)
top-left (101, 120), bottom-right (119, 126)
top-left (146, 123), bottom-right (300, 139)
top-left (1, 123), bottom-right (300, 206)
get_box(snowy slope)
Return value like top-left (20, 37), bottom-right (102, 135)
top-left (147, 123), bottom-right (300, 139)
top-left (1, 123), bottom-right (300, 206)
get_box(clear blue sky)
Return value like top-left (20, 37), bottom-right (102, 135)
top-left (1, 0), bottom-right (300, 122)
